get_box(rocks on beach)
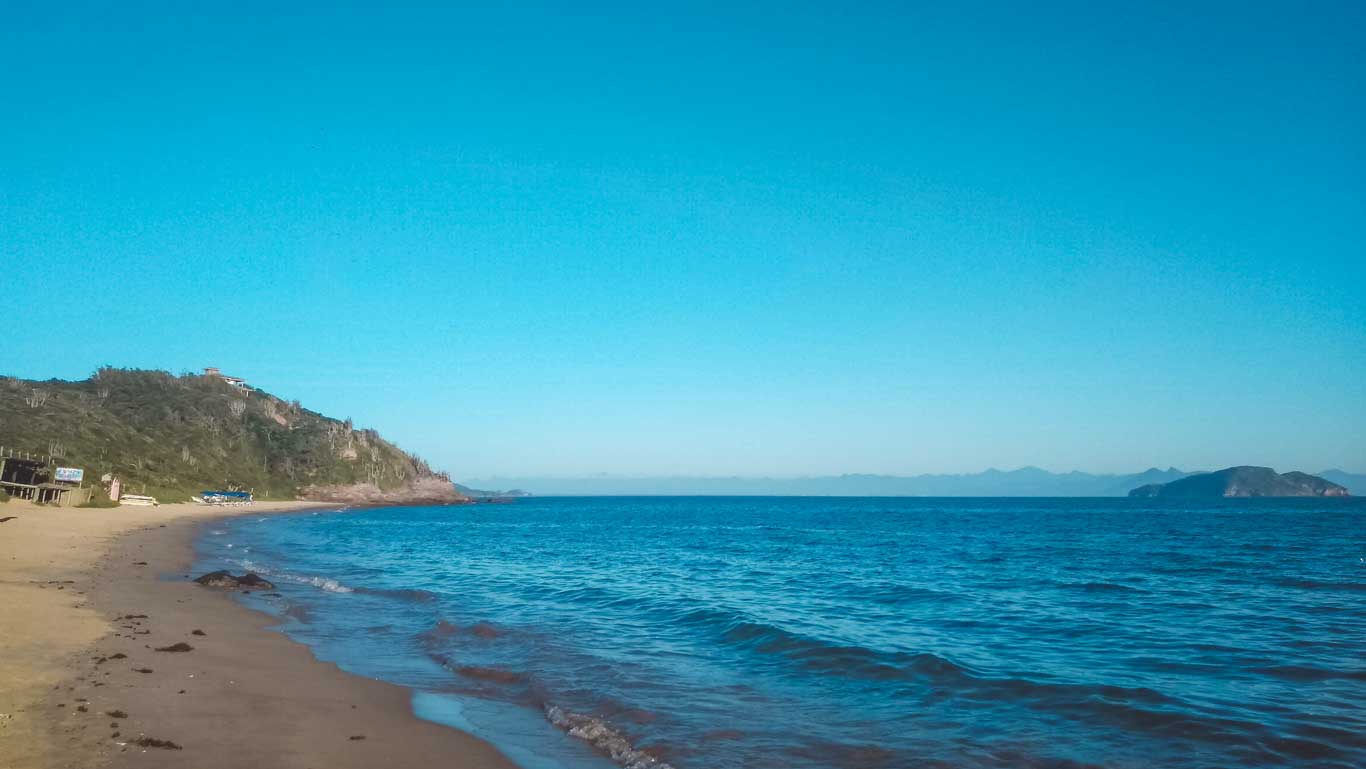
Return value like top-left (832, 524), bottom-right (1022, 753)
top-left (130, 736), bottom-right (183, 750)
top-left (192, 571), bottom-right (275, 590)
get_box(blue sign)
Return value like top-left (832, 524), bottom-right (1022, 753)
top-left (54, 467), bottom-right (84, 483)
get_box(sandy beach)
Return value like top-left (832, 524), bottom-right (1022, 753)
top-left (0, 499), bottom-right (516, 769)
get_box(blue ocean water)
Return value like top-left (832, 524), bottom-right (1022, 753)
top-left (195, 497), bottom-right (1365, 769)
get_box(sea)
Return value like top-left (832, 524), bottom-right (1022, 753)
top-left (194, 497), bottom-right (1366, 769)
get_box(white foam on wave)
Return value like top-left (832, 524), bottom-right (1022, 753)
top-left (545, 705), bottom-right (674, 769)
top-left (234, 559), bottom-right (354, 594)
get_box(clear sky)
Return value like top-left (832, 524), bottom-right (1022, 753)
top-left (3, 2), bottom-right (1363, 478)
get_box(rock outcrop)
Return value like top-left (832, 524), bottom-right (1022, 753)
top-left (193, 571), bottom-right (276, 589)
top-left (299, 476), bottom-right (469, 506)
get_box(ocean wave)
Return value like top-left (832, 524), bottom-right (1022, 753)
top-left (451, 665), bottom-right (527, 684)
top-left (1273, 578), bottom-right (1366, 592)
top-left (1251, 664), bottom-right (1366, 683)
top-left (1058, 581), bottom-right (1143, 593)
top-left (354, 586), bottom-right (440, 603)
top-left (704, 612), bottom-right (1217, 737)
top-left (701, 612), bottom-right (977, 685)
top-left (232, 559), bottom-right (354, 593)
top-left (416, 619), bottom-right (510, 659)
top-left (545, 705), bottom-right (674, 769)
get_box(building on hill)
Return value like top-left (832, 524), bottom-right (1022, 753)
top-left (204, 367), bottom-right (250, 393)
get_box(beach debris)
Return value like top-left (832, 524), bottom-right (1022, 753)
top-left (121, 614), bottom-right (148, 619)
top-left (132, 668), bottom-right (154, 674)
top-left (130, 736), bottom-right (182, 750)
top-left (0, 516), bottom-right (17, 523)
top-left (349, 735), bottom-right (366, 740)
top-left (106, 711), bottom-right (127, 719)
top-left (132, 561), bottom-right (148, 565)
top-left (111, 731), bottom-right (120, 738)
top-left (154, 643), bottom-right (194, 653)
top-left (191, 629), bottom-right (206, 636)
top-left (192, 570), bottom-right (275, 590)
top-left (76, 705), bottom-right (88, 713)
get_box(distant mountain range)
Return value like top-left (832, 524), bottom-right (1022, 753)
top-left (1130, 467), bottom-right (1349, 498)
top-left (462, 467), bottom-right (1366, 497)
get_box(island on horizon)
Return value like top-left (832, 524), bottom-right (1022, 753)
top-left (1128, 466), bottom-right (1350, 498)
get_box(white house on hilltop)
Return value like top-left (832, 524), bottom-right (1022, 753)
top-left (204, 367), bottom-right (250, 393)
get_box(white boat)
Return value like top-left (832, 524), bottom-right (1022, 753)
top-left (119, 494), bottom-right (159, 506)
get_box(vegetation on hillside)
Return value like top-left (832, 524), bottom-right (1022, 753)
top-left (0, 368), bottom-right (448, 502)
top-left (1128, 466), bottom-right (1349, 498)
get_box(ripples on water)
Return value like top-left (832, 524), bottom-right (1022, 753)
top-left (196, 497), bottom-right (1366, 769)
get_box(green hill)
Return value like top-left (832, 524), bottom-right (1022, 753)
top-left (1129, 466), bottom-right (1349, 498)
top-left (0, 367), bottom-right (462, 504)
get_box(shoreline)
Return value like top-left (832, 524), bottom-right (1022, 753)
top-left (0, 500), bottom-right (516, 769)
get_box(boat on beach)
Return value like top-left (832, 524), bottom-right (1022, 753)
top-left (197, 490), bottom-right (254, 506)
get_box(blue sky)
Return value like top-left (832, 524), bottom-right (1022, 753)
top-left (3, 2), bottom-right (1363, 477)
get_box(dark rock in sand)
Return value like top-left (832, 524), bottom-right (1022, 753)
top-left (132, 667), bottom-right (153, 674)
top-left (191, 629), bottom-right (206, 636)
top-left (192, 570), bottom-right (238, 588)
top-left (237, 573), bottom-right (274, 588)
top-left (130, 736), bottom-right (182, 750)
top-left (193, 570), bottom-right (275, 590)
top-left (349, 735), bottom-right (366, 740)
top-left (154, 643), bottom-right (194, 653)
top-left (106, 710), bottom-right (127, 719)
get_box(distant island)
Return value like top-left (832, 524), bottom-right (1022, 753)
top-left (1129, 466), bottom-right (1350, 498)
top-left (465, 466), bottom-right (1366, 497)
top-left (453, 483), bottom-right (532, 501)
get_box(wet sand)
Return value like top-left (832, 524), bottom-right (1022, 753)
top-left (0, 500), bottom-right (516, 769)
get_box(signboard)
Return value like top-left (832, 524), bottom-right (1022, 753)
top-left (54, 467), bottom-right (84, 483)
